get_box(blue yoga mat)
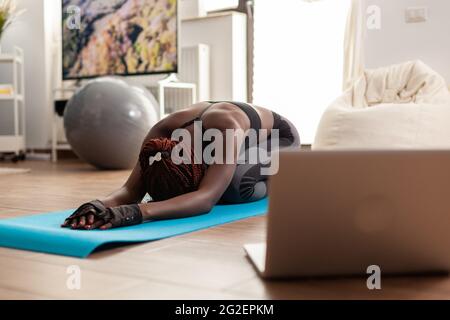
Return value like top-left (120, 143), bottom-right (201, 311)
top-left (0, 199), bottom-right (268, 258)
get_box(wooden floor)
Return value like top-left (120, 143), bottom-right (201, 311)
top-left (0, 159), bottom-right (449, 300)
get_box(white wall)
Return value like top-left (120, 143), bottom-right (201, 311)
top-left (363, 0), bottom-right (450, 83)
top-left (203, 0), bottom-right (238, 12)
top-left (0, 0), bottom-right (53, 149)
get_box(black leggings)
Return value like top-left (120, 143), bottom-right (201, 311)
top-left (220, 112), bottom-right (300, 204)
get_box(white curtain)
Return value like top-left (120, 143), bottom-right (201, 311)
top-left (253, 0), bottom-right (352, 144)
top-left (343, 0), bottom-right (365, 91)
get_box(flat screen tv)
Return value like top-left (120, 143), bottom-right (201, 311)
top-left (62, 0), bottom-right (178, 80)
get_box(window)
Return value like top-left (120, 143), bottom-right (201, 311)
top-left (253, 0), bottom-right (351, 144)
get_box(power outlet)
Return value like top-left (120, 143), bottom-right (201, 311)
top-left (405, 7), bottom-right (428, 23)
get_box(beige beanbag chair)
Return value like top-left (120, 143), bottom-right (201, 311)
top-left (313, 61), bottom-right (450, 149)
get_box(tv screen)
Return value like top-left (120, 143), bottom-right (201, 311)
top-left (62, 0), bottom-right (178, 80)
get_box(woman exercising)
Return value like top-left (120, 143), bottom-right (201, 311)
top-left (62, 101), bottom-right (300, 230)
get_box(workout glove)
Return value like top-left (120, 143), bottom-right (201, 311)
top-left (96, 204), bottom-right (143, 228)
top-left (63, 199), bottom-right (107, 226)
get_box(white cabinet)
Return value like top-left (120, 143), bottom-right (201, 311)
top-left (181, 12), bottom-right (248, 102)
top-left (0, 47), bottom-right (26, 159)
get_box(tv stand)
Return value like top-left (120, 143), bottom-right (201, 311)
top-left (73, 79), bottom-right (83, 88)
top-left (51, 87), bottom-right (77, 162)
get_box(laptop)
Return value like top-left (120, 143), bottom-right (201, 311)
top-left (244, 150), bottom-right (450, 279)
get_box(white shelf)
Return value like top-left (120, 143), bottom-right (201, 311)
top-left (0, 94), bottom-right (24, 101)
top-left (0, 47), bottom-right (24, 62)
top-left (0, 55), bottom-right (23, 64)
top-left (54, 143), bottom-right (72, 151)
top-left (0, 136), bottom-right (25, 153)
top-left (0, 46), bottom-right (26, 156)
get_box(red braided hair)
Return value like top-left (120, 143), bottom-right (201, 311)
top-left (139, 138), bottom-right (207, 201)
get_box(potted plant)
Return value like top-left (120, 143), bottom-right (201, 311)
top-left (0, 0), bottom-right (25, 53)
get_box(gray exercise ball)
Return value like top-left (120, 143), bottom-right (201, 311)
top-left (64, 77), bottom-right (158, 170)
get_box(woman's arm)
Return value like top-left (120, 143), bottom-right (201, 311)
top-left (62, 119), bottom-right (174, 229)
top-left (80, 163), bottom-right (237, 230)
top-left (138, 163), bottom-right (237, 220)
top-left (99, 164), bottom-right (146, 207)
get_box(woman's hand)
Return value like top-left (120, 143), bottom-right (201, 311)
top-left (61, 200), bottom-right (106, 229)
top-left (62, 202), bottom-right (143, 231)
